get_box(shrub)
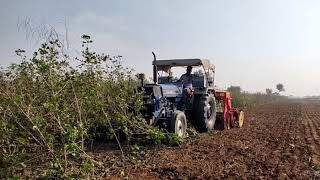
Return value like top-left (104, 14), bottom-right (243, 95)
top-left (0, 36), bottom-right (175, 178)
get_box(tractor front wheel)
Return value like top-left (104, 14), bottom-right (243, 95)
top-left (168, 111), bottom-right (187, 138)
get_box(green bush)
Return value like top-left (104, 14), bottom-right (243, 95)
top-left (0, 36), bottom-right (174, 178)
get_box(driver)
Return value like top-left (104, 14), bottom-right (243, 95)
top-left (179, 66), bottom-right (193, 88)
top-left (178, 66), bottom-right (194, 109)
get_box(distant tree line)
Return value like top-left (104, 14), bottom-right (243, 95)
top-left (227, 83), bottom-right (286, 108)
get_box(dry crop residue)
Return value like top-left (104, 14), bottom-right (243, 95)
top-left (301, 101), bottom-right (320, 165)
top-left (95, 100), bottom-right (320, 179)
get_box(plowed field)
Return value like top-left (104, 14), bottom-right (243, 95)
top-left (94, 100), bottom-right (320, 179)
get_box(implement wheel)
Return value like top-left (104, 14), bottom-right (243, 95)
top-left (193, 94), bottom-right (217, 132)
top-left (237, 111), bottom-right (245, 128)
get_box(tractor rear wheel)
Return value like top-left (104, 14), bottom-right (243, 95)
top-left (168, 111), bottom-right (187, 138)
top-left (193, 94), bottom-right (217, 132)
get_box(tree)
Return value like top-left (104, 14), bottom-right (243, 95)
top-left (227, 86), bottom-right (241, 93)
top-left (266, 88), bottom-right (273, 95)
top-left (276, 83), bottom-right (285, 92)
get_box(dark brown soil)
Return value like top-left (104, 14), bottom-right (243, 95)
top-left (93, 100), bottom-right (320, 179)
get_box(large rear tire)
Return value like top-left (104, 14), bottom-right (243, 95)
top-left (193, 94), bottom-right (217, 132)
top-left (168, 111), bottom-right (187, 138)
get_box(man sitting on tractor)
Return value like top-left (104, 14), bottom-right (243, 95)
top-left (179, 66), bottom-right (193, 89)
top-left (179, 66), bottom-right (194, 108)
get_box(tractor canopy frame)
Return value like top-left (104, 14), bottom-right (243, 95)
top-left (152, 58), bottom-right (215, 89)
top-left (153, 59), bottom-right (215, 74)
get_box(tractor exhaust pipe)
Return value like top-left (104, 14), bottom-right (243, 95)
top-left (152, 52), bottom-right (158, 84)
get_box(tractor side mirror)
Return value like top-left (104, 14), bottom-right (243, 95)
top-left (138, 73), bottom-right (145, 80)
top-left (138, 73), bottom-right (145, 87)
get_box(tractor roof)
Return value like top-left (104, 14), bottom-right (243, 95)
top-left (153, 59), bottom-right (215, 73)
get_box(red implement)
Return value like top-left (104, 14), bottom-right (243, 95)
top-left (215, 90), bottom-right (244, 129)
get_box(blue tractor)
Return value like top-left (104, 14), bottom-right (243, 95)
top-left (139, 53), bottom-right (217, 138)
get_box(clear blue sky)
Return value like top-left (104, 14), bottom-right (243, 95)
top-left (1, 0), bottom-right (320, 96)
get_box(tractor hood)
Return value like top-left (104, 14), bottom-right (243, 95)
top-left (159, 83), bottom-right (183, 98)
